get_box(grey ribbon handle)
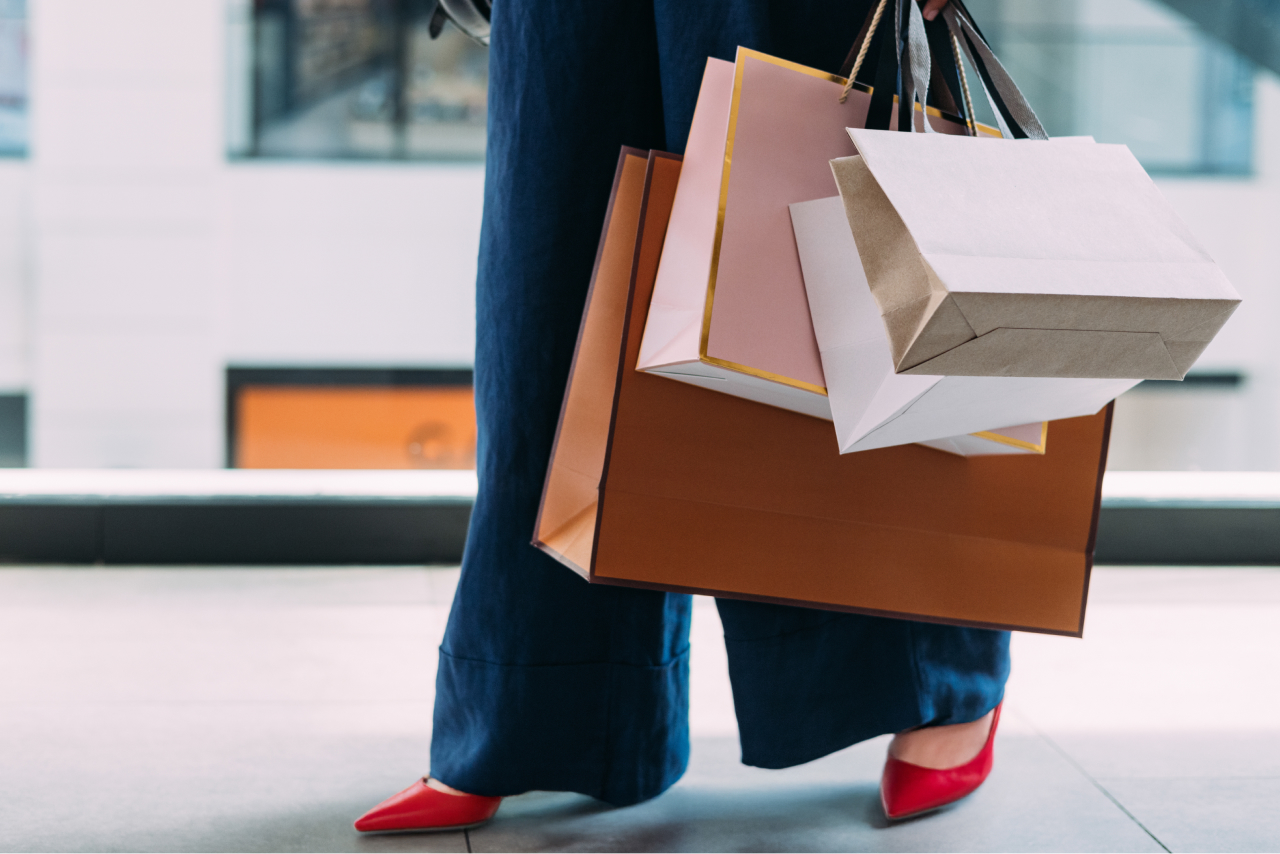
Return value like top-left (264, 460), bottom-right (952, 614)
top-left (838, 0), bottom-right (960, 138)
top-left (941, 4), bottom-right (1047, 139)
top-left (901, 0), bottom-right (935, 132)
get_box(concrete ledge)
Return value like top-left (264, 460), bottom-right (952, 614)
top-left (1096, 471), bottom-right (1280, 565)
top-left (1, 470), bottom-right (1277, 566)
top-left (0, 471), bottom-right (476, 564)
top-left (0, 469), bottom-right (478, 503)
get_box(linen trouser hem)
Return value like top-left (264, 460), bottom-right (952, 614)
top-left (430, 646), bottom-right (691, 807)
top-left (735, 693), bottom-right (1005, 771)
top-left (718, 605), bottom-right (1008, 770)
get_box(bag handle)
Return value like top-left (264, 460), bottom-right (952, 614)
top-left (947, 22), bottom-right (979, 135)
top-left (838, 0), bottom-right (1046, 140)
top-left (941, 2), bottom-right (1047, 139)
top-left (428, 0), bottom-right (491, 46)
top-left (900, 0), bottom-right (934, 132)
top-left (862, 0), bottom-right (921, 132)
top-left (841, 0), bottom-right (945, 133)
top-left (839, 0), bottom-right (891, 102)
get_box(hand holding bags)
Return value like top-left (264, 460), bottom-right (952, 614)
top-left (535, 148), bottom-right (1115, 637)
top-left (835, 128), bottom-right (1242, 379)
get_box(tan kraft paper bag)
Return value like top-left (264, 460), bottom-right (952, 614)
top-left (834, 128), bottom-right (1242, 380)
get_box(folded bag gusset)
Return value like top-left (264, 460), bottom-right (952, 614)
top-left (834, 128), bottom-right (1241, 380)
top-left (789, 194), bottom-right (1138, 455)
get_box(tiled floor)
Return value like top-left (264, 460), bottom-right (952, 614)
top-left (1, 566), bottom-right (1278, 853)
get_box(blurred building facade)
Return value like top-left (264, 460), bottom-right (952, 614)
top-left (0, 0), bottom-right (1274, 470)
top-left (0, 0), bottom-right (482, 469)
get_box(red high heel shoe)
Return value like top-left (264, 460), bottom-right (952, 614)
top-left (880, 704), bottom-right (1001, 821)
top-left (354, 778), bottom-right (502, 833)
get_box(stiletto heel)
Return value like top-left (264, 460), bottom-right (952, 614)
top-left (354, 778), bottom-right (503, 833)
top-left (880, 703), bottom-right (1001, 821)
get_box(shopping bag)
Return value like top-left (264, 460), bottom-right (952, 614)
top-left (635, 49), bottom-right (981, 420)
top-left (790, 195), bottom-right (1139, 453)
top-left (834, 127), bottom-right (1242, 380)
top-left (635, 0), bottom-right (1048, 415)
top-left (535, 147), bottom-right (1116, 637)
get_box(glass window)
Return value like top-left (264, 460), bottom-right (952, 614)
top-left (229, 0), bottom-right (488, 161)
top-left (0, 0), bottom-right (27, 157)
top-left (963, 0), bottom-right (1254, 175)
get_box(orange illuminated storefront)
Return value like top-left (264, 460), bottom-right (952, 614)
top-left (227, 369), bottom-right (476, 470)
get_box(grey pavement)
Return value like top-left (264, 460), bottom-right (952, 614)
top-left (1, 565), bottom-right (1277, 852)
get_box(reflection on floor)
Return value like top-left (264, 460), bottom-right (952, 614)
top-left (1, 566), bottom-right (1278, 853)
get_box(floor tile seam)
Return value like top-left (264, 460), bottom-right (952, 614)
top-left (1018, 713), bottom-right (1173, 853)
top-left (1094, 774), bottom-right (1280, 782)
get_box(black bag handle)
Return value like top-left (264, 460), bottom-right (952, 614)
top-left (845, 0), bottom-right (1046, 139)
top-left (428, 0), bottom-right (491, 46)
top-left (943, 1), bottom-right (1047, 139)
top-left (859, 0), bottom-right (956, 133)
top-left (865, 0), bottom-right (902, 130)
top-left (839, 0), bottom-right (891, 83)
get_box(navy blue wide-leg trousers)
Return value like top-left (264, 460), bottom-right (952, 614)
top-left (431, 0), bottom-right (1011, 807)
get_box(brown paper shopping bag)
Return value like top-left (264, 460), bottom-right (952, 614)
top-left (535, 147), bottom-right (1114, 637)
top-left (834, 128), bottom-right (1242, 380)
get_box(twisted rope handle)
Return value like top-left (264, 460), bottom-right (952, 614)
top-left (942, 3), bottom-right (1047, 139)
top-left (949, 30), bottom-right (977, 135)
top-left (839, 0), bottom-right (889, 103)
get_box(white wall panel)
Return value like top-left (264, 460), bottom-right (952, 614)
top-left (35, 414), bottom-right (221, 469)
top-left (33, 88), bottom-right (220, 171)
top-left (35, 323), bottom-right (219, 415)
top-left (24, 0), bottom-right (484, 467)
top-left (0, 161), bottom-right (28, 391)
top-left (219, 164), bottom-right (481, 366)
top-left (35, 0), bottom-right (219, 78)
top-left (37, 233), bottom-right (215, 320)
top-left (29, 0), bottom-right (223, 467)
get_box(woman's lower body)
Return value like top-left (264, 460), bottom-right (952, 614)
top-left (430, 0), bottom-right (1010, 809)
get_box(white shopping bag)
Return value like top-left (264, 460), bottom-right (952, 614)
top-left (790, 196), bottom-right (1140, 454)
top-left (834, 128), bottom-right (1241, 380)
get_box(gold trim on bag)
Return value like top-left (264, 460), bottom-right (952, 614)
top-left (971, 421), bottom-right (1049, 455)
top-left (701, 355), bottom-right (830, 396)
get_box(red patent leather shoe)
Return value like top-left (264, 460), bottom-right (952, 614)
top-left (354, 778), bottom-right (502, 833)
top-left (880, 704), bottom-right (1001, 821)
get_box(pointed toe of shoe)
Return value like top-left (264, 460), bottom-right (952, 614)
top-left (354, 779), bottom-right (502, 833)
top-left (880, 755), bottom-right (988, 820)
top-left (880, 705), bottom-right (1001, 821)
